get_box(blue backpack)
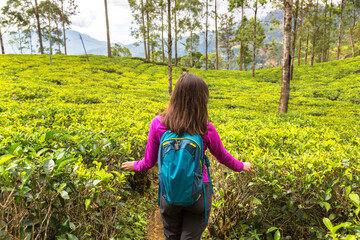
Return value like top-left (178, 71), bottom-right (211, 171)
top-left (157, 130), bottom-right (213, 223)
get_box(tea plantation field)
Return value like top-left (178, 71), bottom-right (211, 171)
top-left (0, 54), bottom-right (360, 239)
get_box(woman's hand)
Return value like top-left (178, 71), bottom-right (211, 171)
top-left (121, 161), bottom-right (135, 171)
top-left (243, 162), bottom-right (253, 171)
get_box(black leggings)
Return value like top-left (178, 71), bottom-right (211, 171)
top-left (159, 183), bottom-right (212, 240)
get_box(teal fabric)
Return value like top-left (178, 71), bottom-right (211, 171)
top-left (158, 131), bottom-right (204, 205)
top-left (158, 130), bottom-right (213, 224)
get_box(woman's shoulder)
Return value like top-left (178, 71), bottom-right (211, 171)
top-left (151, 115), bottom-right (168, 132)
top-left (207, 121), bottom-right (216, 131)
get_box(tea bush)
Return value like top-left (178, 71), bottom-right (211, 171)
top-left (0, 54), bottom-right (359, 239)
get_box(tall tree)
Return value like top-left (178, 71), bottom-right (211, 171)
top-left (310, 0), bottom-right (318, 67)
top-left (290, 0), bottom-right (299, 79)
top-left (160, 0), bottom-right (165, 63)
top-left (249, 0), bottom-right (266, 77)
top-left (174, 0), bottom-right (178, 66)
top-left (336, 0), bottom-right (344, 60)
top-left (60, 0), bottom-right (77, 55)
top-left (321, 0), bottom-right (328, 62)
top-left (128, 0), bottom-right (148, 59)
top-left (228, 0), bottom-right (247, 71)
top-left (219, 13), bottom-right (235, 70)
top-left (205, 0), bottom-right (209, 70)
top-left (326, 0), bottom-right (334, 60)
top-left (34, 0), bottom-right (44, 54)
top-left (1, 0), bottom-right (32, 54)
top-left (215, 0), bottom-right (219, 69)
top-left (0, 28), bottom-right (4, 54)
top-left (278, 0), bottom-right (293, 114)
top-left (146, 0), bottom-right (151, 59)
top-left (167, 0), bottom-right (172, 94)
top-left (178, 0), bottom-right (203, 68)
top-left (104, 0), bottom-right (111, 57)
top-left (239, 0), bottom-right (246, 71)
top-left (38, 0), bottom-right (63, 54)
top-left (297, 0), bottom-right (304, 66)
top-left (348, 0), bottom-right (359, 57)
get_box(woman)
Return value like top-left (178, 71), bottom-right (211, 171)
top-left (121, 73), bottom-right (252, 240)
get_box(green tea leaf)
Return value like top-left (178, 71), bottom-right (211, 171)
top-left (0, 155), bottom-right (15, 165)
top-left (85, 198), bottom-right (91, 211)
top-left (323, 202), bottom-right (331, 212)
top-left (323, 218), bottom-right (333, 231)
top-left (66, 233), bottom-right (78, 240)
top-left (346, 235), bottom-right (357, 240)
top-left (43, 159), bottom-right (55, 174)
top-left (60, 190), bottom-right (69, 200)
top-left (349, 193), bottom-right (360, 207)
top-left (20, 168), bottom-right (35, 189)
top-left (274, 230), bottom-right (281, 240)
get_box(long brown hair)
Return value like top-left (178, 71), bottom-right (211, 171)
top-left (162, 73), bottom-right (209, 135)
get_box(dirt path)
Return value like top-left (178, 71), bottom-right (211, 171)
top-left (145, 206), bottom-right (165, 240)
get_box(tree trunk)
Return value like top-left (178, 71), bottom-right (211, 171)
top-left (305, 28), bottom-right (309, 65)
top-left (297, 0), bottom-right (303, 66)
top-left (49, 11), bottom-right (52, 64)
top-left (151, 42), bottom-right (154, 62)
top-left (161, 4), bottom-right (165, 63)
top-left (141, 0), bottom-right (148, 59)
top-left (19, 32), bottom-right (23, 54)
top-left (326, 0), bottom-right (333, 61)
top-left (167, 0), bottom-right (172, 95)
top-left (104, 0), bottom-right (111, 57)
top-left (310, 0), bottom-right (318, 67)
top-left (30, 31), bottom-right (33, 54)
top-left (174, 0), bottom-right (178, 66)
top-left (0, 28), bottom-right (5, 54)
top-left (321, 0), bottom-right (328, 62)
top-left (61, 0), bottom-right (67, 55)
top-left (190, 31), bottom-right (193, 68)
top-left (278, 0), bottom-right (293, 114)
top-left (252, 3), bottom-right (258, 78)
top-left (350, 6), bottom-right (356, 57)
top-left (290, 0), bottom-right (299, 80)
top-left (215, 0), bottom-right (219, 70)
top-left (146, 0), bottom-right (150, 60)
top-left (34, 0), bottom-right (44, 54)
top-left (57, 23), bottom-right (61, 54)
top-left (240, 2), bottom-right (244, 71)
top-left (205, 0), bottom-right (208, 70)
top-left (337, 0), bottom-right (344, 60)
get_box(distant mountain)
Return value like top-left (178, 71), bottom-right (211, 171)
top-left (2, 10), bottom-right (284, 57)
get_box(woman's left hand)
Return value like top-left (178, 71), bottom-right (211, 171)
top-left (121, 161), bottom-right (135, 171)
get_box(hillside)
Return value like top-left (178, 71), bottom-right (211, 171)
top-left (2, 10), bottom-right (283, 58)
top-left (0, 55), bottom-right (360, 239)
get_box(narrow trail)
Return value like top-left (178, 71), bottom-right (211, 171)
top-left (145, 206), bottom-right (165, 240)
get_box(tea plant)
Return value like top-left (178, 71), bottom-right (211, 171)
top-left (0, 54), bottom-right (359, 239)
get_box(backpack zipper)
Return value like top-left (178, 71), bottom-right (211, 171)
top-left (161, 137), bottom-right (201, 149)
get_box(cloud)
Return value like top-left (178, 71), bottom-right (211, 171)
top-left (69, 0), bottom-right (136, 44)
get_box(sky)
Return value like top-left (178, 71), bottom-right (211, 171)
top-left (1, 0), bottom-right (343, 45)
top-left (0, 0), bottom-right (234, 45)
top-left (70, 0), bottom-right (135, 44)
top-left (0, 0), bottom-right (306, 45)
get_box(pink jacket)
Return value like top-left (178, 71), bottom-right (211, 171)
top-left (133, 115), bottom-right (244, 182)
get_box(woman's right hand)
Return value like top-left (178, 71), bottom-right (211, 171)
top-left (243, 162), bottom-right (253, 171)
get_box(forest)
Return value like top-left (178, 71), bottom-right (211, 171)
top-left (1, 0), bottom-right (360, 239)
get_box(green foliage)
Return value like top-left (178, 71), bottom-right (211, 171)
top-left (0, 55), bottom-right (182, 239)
top-left (111, 43), bottom-right (132, 57)
top-left (0, 54), bottom-right (360, 239)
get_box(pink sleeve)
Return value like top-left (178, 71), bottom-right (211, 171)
top-left (133, 117), bottom-right (160, 172)
top-left (206, 123), bottom-right (244, 172)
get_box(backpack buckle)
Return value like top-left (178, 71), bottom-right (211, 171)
top-left (174, 139), bottom-right (181, 150)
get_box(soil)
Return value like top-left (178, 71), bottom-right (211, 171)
top-left (145, 206), bottom-right (165, 240)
